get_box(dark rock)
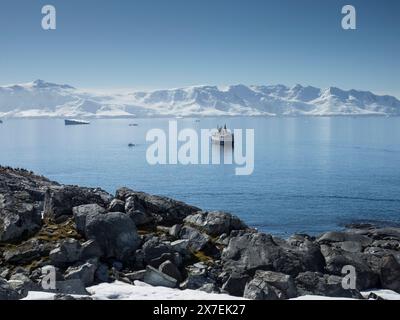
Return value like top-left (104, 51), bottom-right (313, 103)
top-left (380, 255), bottom-right (400, 293)
top-left (0, 277), bottom-right (22, 300)
top-left (8, 274), bottom-right (40, 298)
top-left (184, 211), bottom-right (248, 237)
top-left (243, 279), bottom-right (279, 300)
top-left (44, 185), bottom-right (112, 221)
top-left (0, 168), bottom-right (56, 242)
top-left (80, 239), bottom-right (103, 260)
top-left (95, 263), bottom-right (110, 283)
top-left (3, 239), bottom-right (51, 265)
top-left (64, 259), bottom-right (98, 287)
top-left (320, 245), bottom-right (379, 290)
top-left (125, 196), bottom-right (154, 226)
top-left (317, 231), bottom-right (372, 247)
top-left (108, 199), bottom-right (125, 212)
top-left (338, 241), bottom-right (363, 253)
top-left (116, 188), bottom-right (200, 225)
top-left (128, 210), bottom-right (154, 227)
top-left (221, 273), bottom-right (250, 297)
top-left (73, 204), bottom-right (106, 236)
top-left (170, 239), bottom-right (190, 256)
top-left (179, 226), bottom-right (210, 252)
top-left (295, 272), bottom-right (363, 299)
top-left (180, 263), bottom-right (215, 290)
top-left (49, 238), bottom-right (81, 267)
top-left (369, 228), bottom-right (400, 241)
top-left (143, 265), bottom-right (177, 288)
top-left (112, 261), bottom-right (124, 271)
top-left (0, 193), bottom-right (42, 243)
top-left (244, 270), bottom-right (297, 300)
top-left (169, 224), bottom-right (182, 238)
top-left (222, 232), bottom-right (323, 276)
top-left (371, 240), bottom-right (400, 251)
top-left (159, 260), bottom-right (182, 282)
top-left (85, 212), bottom-right (141, 262)
top-left (215, 233), bottom-right (230, 246)
top-left (142, 237), bottom-right (181, 268)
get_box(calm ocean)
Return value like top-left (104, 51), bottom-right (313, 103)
top-left (1, 117), bottom-right (399, 236)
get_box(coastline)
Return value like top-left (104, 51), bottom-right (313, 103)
top-left (1, 166), bottom-right (400, 300)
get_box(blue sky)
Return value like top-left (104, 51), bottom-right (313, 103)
top-left (0, 0), bottom-right (399, 96)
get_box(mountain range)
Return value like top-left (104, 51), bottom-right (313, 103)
top-left (0, 80), bottom-right (399, 118)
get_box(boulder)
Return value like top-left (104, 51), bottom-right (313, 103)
top-left (64, 259), bottom-right (98, 287)
top-left (295, 272), bottom-right (363, 299)
top-left (44, 186), bottom-right (112, 221)
top-left (80, 240), bottom-right (103, 260)
top-left (184, 211), bottom-right (247, 237)
top-left (0, 192), bottom-right (42, 243)
top-left (170, 239), bottom-right (190, 256)
top-left (125, 195), bottom-right (154, 226)
top-left (369, 228), bottom-right (400, 241)
top-left (108, 199), bottom-right (125, 213)
top-left (8, 274), bottom-right (39, 298)
top-left (221, 273), bottom-right (251, 297)
top-left (0, 277), bottom-right (22, 300)
top-left (85, 212), bottom-right (141, 262)
top-left (179, 226), bottom-right (210, 252)
top-left (49, 238), bottom-right (82, 267)
top-left (243, 270), bottom-right (297, 300)
top-left (317, 231), bottom-right (372, 247)
top-left (380, 255), bottom-right (400, 293)
top-left (222, 232), bottom-right (323, 276)
top-left (243, 279), bottom-right (279, 300)
top-left (116, 188), bottom-right (200, 225)
top-left (73, 204), bottom-right (106, 236)
top-left (143, 266), bottom-right (177, 288)
top-left (3, 239), bottom-right (52, 265)
top-left (95, 263), bottom-right (110, 283)
top-left (142, 237), bottom-right (181, 268)
top-left (180, 263), bottom-right (215, 290)
top-left (320, 245), bottom-right (379, 290)
top-left (169, 224), bottom-right (182, 238)
top-left (159, 260), bottom-right (182, 282)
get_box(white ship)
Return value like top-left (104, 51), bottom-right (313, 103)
top-left (211, 125), bottom-right (234, 145)
top-left (64, 119), bottom-right (90, 126)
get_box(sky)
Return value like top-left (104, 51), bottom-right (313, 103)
top-left (0, 0), bottom-right (399, 97)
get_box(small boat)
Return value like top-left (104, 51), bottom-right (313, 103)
top-left (64, 119), bottom-right (90, 126)
top-left (211, 125), bottom-right (234, 146)
top-left (129, 123), bottom-right (139, 127)
top-left (128, 143), bottom-right (136, 147)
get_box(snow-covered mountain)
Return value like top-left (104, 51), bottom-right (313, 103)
top-left (0, 80), bottom-right (399, 118)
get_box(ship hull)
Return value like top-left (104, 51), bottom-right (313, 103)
top-left (64, 119), bottom-right (90, 126)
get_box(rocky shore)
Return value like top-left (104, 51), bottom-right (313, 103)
top-left (1, 166), bottom-right (400, 300)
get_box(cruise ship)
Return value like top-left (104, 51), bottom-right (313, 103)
top-left (211, 125), bottom-right (234, 146)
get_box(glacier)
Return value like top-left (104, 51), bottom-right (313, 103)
top-left (0, 80), bottom-right (399, 118)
